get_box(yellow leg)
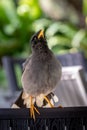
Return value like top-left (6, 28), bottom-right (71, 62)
top-left (44, 96), bottom-right (54, 108)
top-left (30, 96), bottom-right (40, 120)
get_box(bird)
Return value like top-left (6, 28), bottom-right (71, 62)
top-left (12, 30), bottom-right (62, 120)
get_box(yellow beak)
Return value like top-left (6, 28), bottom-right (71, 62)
top-left (38, 30), bottom-right (44, 39)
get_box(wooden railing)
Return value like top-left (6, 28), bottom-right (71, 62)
top-left (0, 107), bottom-right (87, 130)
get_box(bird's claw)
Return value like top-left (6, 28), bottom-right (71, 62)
top-left (30, 96), bottom-right (40, 120)
top-left (30, 104), bottom-right (40, 120)
top-left (44, 96), bottom-right (54, 108)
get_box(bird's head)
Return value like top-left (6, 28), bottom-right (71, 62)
top-left (31, 30), bottom-right (47, 51)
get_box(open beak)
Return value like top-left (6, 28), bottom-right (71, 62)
top-left (38, 30), bottom-right (44, 39)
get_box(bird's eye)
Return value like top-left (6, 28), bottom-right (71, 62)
top-left (34, 36), bottom-right (37, 40)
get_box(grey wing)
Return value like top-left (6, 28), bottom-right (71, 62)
top-left (22, 55), bottom-right (32, 72)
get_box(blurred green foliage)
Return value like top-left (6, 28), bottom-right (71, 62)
top-left (33, 19), bottom-right (87, 56)
top-left (0, 0), bottom-right (42, 58)
top-left (0, 0), bottom-right (87, 58)
top-left (0, 66), bottom-right (8, 88)
top-left (83, 0), bottom-right (87, 15)
top-left (0, 0), bottom-right (87, 88)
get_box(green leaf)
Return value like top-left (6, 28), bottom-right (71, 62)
top-left (32, 18), bottom-right (52, 32)
top-left (46, 22), bottom-right (77, 38)
top-left (0, 0), bottom-right (20, 28)
top-left (48, 36), bottom-right (71, 49)
top-left (71, 29), bottom-right (86, 48)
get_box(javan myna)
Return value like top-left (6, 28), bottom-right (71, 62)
top-left (12, 30), bottom-right (62, 120)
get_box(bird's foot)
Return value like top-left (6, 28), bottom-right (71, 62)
top-left (44, 96), bottom-right (54, 108)
top-left (30, 96), bottom-right (40, 120)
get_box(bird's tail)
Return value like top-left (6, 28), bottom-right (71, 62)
top-left (11, 91), bottom-right (26, 108)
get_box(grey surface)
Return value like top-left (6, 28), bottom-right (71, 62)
top-left (54, 66), bottom-right (87, 107)
top-left (0, 89), bottom-right (21, 108)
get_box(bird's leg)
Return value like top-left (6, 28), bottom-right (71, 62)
top-left (30, 96), bottom-right (40, 120)
top-left (44, 96), bottom-right (54, 107)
